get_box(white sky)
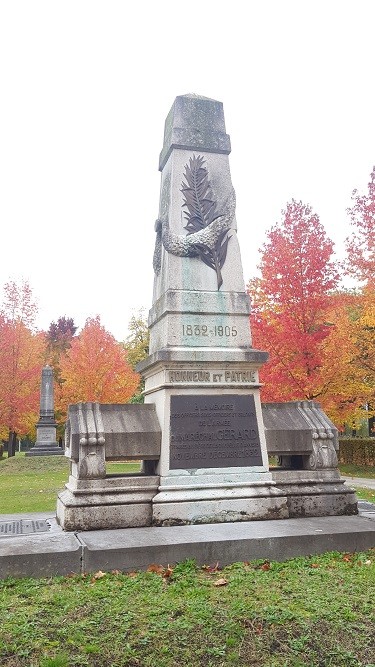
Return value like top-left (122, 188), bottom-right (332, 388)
top-left (1, 1), bottom-right (374, 341)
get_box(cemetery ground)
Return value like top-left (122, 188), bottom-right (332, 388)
top-left (1, 455), bottom-right (375, 667)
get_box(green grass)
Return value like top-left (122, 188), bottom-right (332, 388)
top-left (0, 552), bottom-right (374, 666)
top-left (339, 464), bottom-right (375, 479)
top-left (0, 454), bottom-right (140, 514)
top-left (355, 488), bottom-right (375, 503)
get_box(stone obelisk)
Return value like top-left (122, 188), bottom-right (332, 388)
top-left (138, 94), bottom-right (288, 525)
top-left (26, 365), bottom-right (64, 456)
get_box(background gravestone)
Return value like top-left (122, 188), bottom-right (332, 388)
top-left (26, 366), bottom-right (64, 457)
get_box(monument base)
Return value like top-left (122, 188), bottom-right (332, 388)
top-left (26, 442), bottom-right (64, 456)
top-left (152, 477), bottom-right (289, 525)
top-left (56, 475), bottom-right (160, 531)
top-left (26, 422), bottom-right (64, 456)
top-left (271, 469), bottom-right (358, 518)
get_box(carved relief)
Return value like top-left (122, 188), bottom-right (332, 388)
top-left (305, 439), bottom-right (338, 470)
top-left (153, 155), bottom-right (235, 289)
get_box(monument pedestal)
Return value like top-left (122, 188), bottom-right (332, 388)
top-left (139, 346), bottom-right (289, 525)
top-left (26, 418), bottom-right (64, 456)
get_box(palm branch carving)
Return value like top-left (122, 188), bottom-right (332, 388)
top-left (181, 155), bottom-right (232, 288)
top-left (153, 155), bottom-right (235, 289)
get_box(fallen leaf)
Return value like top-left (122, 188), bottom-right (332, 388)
top-left (163, 565), bottom-right (174, 579)
top-left (111, 570), bottom-right (121, 575)
top-left (311, 564), bottom-right (319, 568)
top-left (92, 570), bottom-right (106, 580)
top-left (214, 577), bottom-right (228, 587)
top-left (365, 560), bottom-right (372, 566)
top-left (260, 562), bottom-right (271, 571)
top-left (202, 561), bottom-right (221, 574)
top-left (147, 564), bottom-right (164, 574)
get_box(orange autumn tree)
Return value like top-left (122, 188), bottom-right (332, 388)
top-left (247, 200), bottom-right (340, 411)
top-left (57, 316), bottom-right (140, 418)
top-left (317, 290), bottom-right (372, 429)
top-left (343, 165), bottom-right (375, 430)
top-left (0, 280), bottom-right (45, 442)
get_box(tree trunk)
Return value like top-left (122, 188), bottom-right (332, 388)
top-left (8, 430), bottom-right (17, 457)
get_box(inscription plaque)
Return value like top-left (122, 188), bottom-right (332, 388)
top-left (170, 394), bottom-right (263, 469)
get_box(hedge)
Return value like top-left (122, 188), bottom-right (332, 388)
top-left (338, 437), bottom-right (375, 466)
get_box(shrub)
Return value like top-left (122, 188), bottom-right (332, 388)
top-left (338, 437), bottom-right (375, 466)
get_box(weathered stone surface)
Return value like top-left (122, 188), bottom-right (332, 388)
top-left (66, 403), bottom-right (161, 463)
top-left (0, 533), bottom-right (81, 579)
top-left (57, 402), bottom-right (162, 531)
top-left (2, 513), bottom-right (375, 579)
top-left (56, 474), bottom-right (160, 530)
top-left (159, 94), bottom-right (231, 171)
top-left (263, 401), bottom-right (339, 470)
top-left (79, 515), bottom-right (375, 574)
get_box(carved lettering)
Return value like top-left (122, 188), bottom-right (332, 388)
top-left (168, 370), bottom-right (257, 384)
top-left (170, 395), bottom-right (263, 469)
top-left (169, 371), bottom-right (210, 382)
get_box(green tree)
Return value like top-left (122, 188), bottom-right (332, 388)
top-left (123, 310), bottom-right (149, 403)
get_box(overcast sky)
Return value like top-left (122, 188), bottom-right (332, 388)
top-left (1, 1), bottom-right (374, 340)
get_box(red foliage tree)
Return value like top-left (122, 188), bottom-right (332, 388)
top-left (346, 165), bottom-right (375, 285)
top-left (248, 200), bottom-right (339, 404)
top-left (0, 281), bottom-right (45, 442)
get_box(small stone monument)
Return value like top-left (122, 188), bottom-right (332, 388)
top-left (26, 365), bottom-right (64, 456)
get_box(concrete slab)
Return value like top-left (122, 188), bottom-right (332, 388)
top-left (1, 507), bottom-right (374, 579)
top-left (79, 514), bottom-right (375, 574)
top-left (0, 532), bottom-right (81, 579)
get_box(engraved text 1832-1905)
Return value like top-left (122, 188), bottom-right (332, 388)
top-left (170, 394), bottom-right (263, 469)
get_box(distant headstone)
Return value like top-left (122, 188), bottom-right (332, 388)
top-left (26, 366), bottom-right (64, 457)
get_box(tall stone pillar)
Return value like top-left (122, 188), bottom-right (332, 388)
top-left (26, 365), bottom-right (64, 456)
top-left (138, 94), bottom-right (288, 525)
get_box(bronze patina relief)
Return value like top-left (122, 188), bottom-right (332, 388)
top-left (153, 155), bottom-right (235, 289)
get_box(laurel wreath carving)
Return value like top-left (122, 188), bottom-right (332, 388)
top-left (153, 155), bottom-right (235, 290)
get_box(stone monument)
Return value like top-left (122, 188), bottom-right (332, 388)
top-left (137, 93), bottom-right (289, 525)
top-left (26, 365), bottom-right (64, 456)
top-left (56, 93), bottom-right (357, 532)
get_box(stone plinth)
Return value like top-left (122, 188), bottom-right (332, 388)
top-left (56, 403), bottom-right (161, 531)
top-left (262, 401), bottom-right (357, 517)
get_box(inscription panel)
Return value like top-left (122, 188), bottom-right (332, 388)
top-left (170, 394), bottom-right (263, 469)
top-left (37, 427), bottom-right (56, 441)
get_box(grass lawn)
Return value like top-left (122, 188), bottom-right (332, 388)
top-left (0, 454), bottom-right (140, 514)
top-left (0, 552), bottom-right (374, 667)
top-left (339, 464), bottom-right (375, 479)
top-left (1, 458), bottom-right (374, 665)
